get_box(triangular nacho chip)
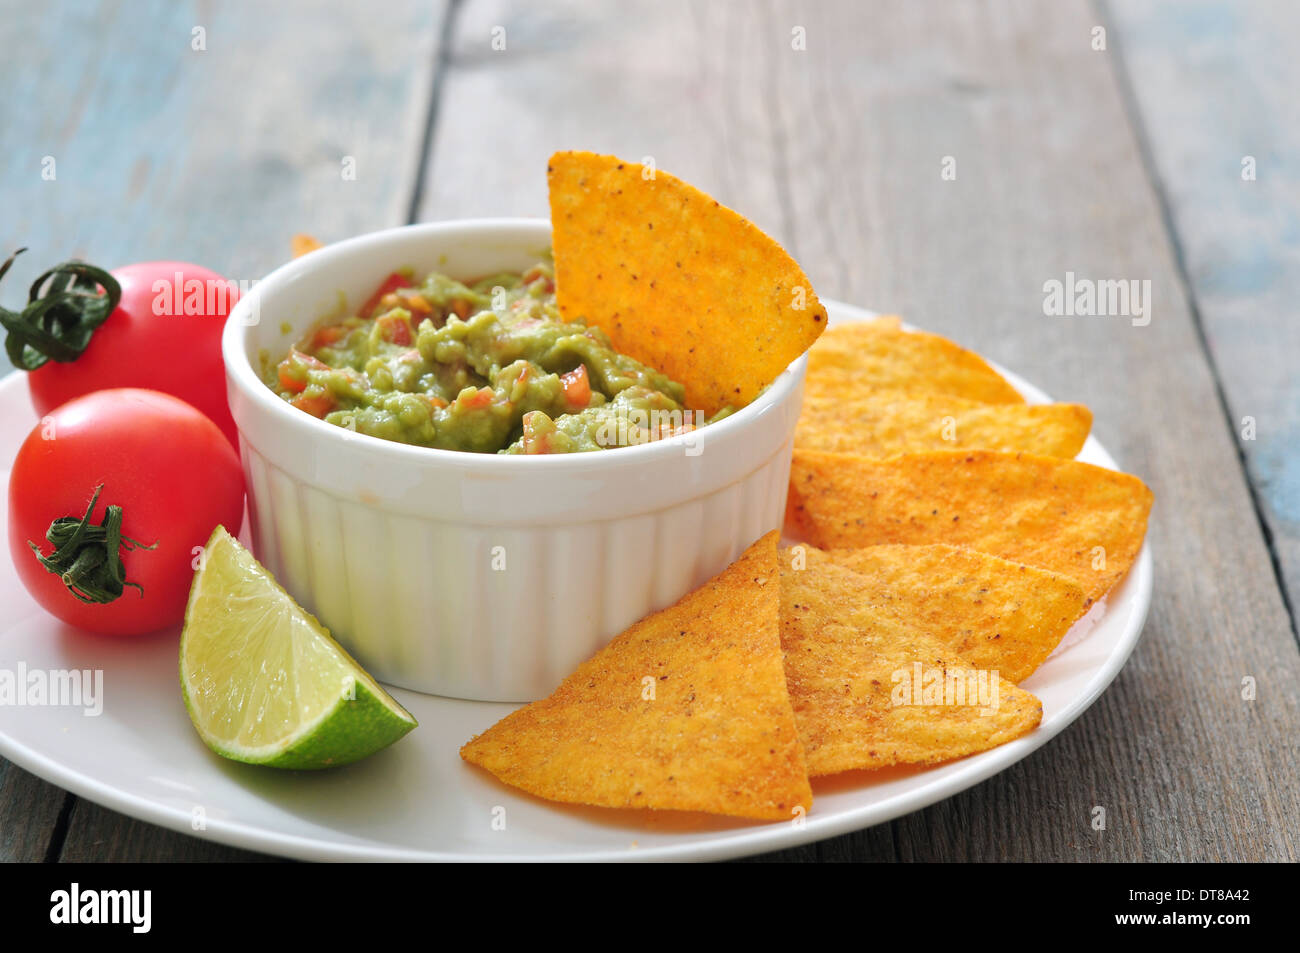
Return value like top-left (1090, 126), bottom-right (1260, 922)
top-left (801, 543), bottom-right (1087, 683)
top-left (805, 323), bottom-right (1025, 405)
top-left (461, 531), bottom-right (812, 821)
top-left (854, 314), bottom-right (904, 332)
top-left (786, 449), bottom-right (1153, 603)
top-left (779, 556), bottom-right (1042, 775)
top-left (796, 388), bottom-right (1092, 458)
top-left (548, 151), bottom-right (826, 414)
top-left (291, 233), bottom-right (324, 258)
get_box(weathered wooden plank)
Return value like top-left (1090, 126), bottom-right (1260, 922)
top-left (1103, 0), bottom-right (1300, 632)
top-left (0, 763), bottom-right (69, 862)
top-left (417, 0), bottom-right (789, 234)
top-left (733, 843), bottom-right (820, 863)
top-left (6, 0), bottom-right (1296, 863)
top-left (56, 800), bottom-right (276, 862)
top-left (421, 0), bottom-right (1300, 860)
top-left (0, 0), bottom-right (445, 352)
top-left (765, 0), bottom-right (1299, 861)
top-left (0, 0), bottom-right (447, 862)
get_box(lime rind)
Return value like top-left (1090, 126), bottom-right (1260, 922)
top-left (180, 526), bottom-right (416, 770)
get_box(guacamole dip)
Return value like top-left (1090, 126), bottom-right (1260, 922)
top-left (268, 260), bottom-right (729, 454)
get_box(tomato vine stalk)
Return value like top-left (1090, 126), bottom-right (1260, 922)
top-left (27, 484), bottom-right (157, 604)
top-left (0, 248), bottom-right (122, 369)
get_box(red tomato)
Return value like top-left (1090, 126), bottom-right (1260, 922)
top-left (291, 391), bottom-right (336, 418)
top-left (359, 272), bottom-right (412, 319)
top-left (311, 324), bottom-right (350, 349)
top-left (457, 387), bottom-right (495, 410)
top-left (8, 389), bottom-right (245, 636)
top-left (376, 313), bottom-right (413, 346)
top-left (26, 261), bottom-right (239, 446)
top-left (561, 364), bottom-right (591, 409)
top-left (276, 348), bottom-right (328, 393)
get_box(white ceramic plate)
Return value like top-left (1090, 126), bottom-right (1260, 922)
top-left (0, 300), bottom-right (1152, 862)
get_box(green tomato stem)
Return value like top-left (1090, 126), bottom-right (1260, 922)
top-left (0, 248), bottom-right (123, 370)
top-left (28, 484), bottom-right (156, 605)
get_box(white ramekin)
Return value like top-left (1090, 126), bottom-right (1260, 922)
top-left (222, 220), bottom-right (805, 702)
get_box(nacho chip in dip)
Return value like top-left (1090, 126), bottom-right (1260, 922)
top-left (548, 151), bottom-right (826, 414)
top-left (461, 531), bottom-right (812, 821)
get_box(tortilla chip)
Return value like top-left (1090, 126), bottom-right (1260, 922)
top-left (786, 449), bottom-right (1153, 603)
top-left (796, 388), bottom-right (1091, 458)
top-left (548, 151), bottom-right (826, 414)
top-left (802, 543), bottom-right (1086, 683)
top-left (840, 315), bottom-right (903, 332)
top-left (779, 556), bottom-right (1042, 775)
top-left (805, 323), bottom-right (1025, 405)
top-left (291, 233), bottom-right (323, 258)
top-left (460, 531), bottom-right (812, 821)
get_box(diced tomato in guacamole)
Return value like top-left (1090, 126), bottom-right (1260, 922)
top-left (265, 258), bottom-right (731, 454)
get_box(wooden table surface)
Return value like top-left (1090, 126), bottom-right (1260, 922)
top-left (1, 0), bottom-right (1296, 862)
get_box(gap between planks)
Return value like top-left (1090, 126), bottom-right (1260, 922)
top-left (1096, 0), bottom-right (1300, 649)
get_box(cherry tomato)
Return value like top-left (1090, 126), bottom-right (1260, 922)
top-left (8, 389), bottom-right (245, 636)
top-left (26, 261), bottom-right (240, 446)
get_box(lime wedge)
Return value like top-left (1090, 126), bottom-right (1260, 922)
top-left (180, 526), bottom-right (417, 769)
